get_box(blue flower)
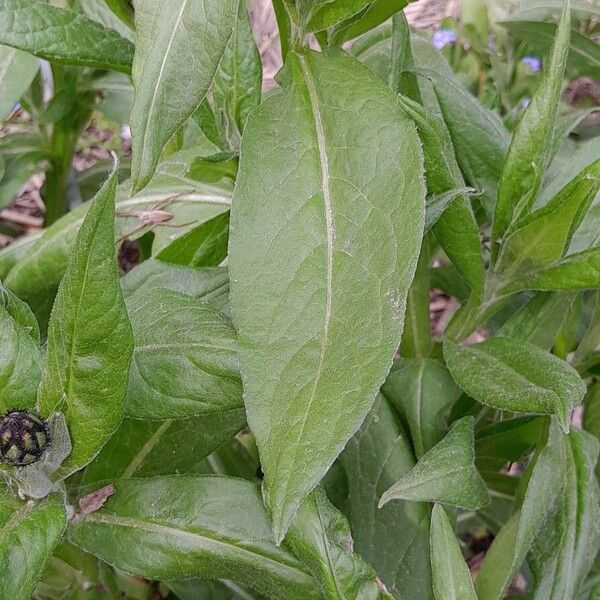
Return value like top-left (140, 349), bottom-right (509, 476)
top-left (521, 55), bottom-right (541, 72)
top-left (432, 29), bottom-right (457, 50)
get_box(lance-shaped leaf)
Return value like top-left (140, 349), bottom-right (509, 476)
top-left (68, 476), bottom-right (321, 599)
top-left (0, 303), bottom-right (42, 413)
top-left (130, 0), bottom-right (238, 192)
top-left (0, 46), bottom-right (38, 120)
top-left (0, 489), bottom-right (67, 600)
top-left (286, 487), bottom-right (391, 599)
top-left (379, 416), bottom-right (489, 510)
top-left (430, 504), bottom-right (477, 600)
top-left (38, 166), bottom-right (134, 479)
top-left (211, 2), bottom-right (262, 151)
top-left (491, 3), bottom-right (570, 258)
top-left (125, 288), bottom-right (242, 419)
top-left (475, 420), bottom-right (594, 600)
top-left (427, 69), bottom-right (509, 218)
top-left (229, 49), bottom-right (425, 542)
top-left (528, 429), bottom-right (600, 599)
top-left (0, 0), bottom-right (134, 73)
top-left (503, 246), bottom-right (600, 293)
top-left (444, 337), bottom-right (586, 432)
top-left (496, 157), bottom-right (600, 276)
top-left (339, 395), bottom-right (433, 599)
top-left (399, 95), bottom-right (484, 298)
top-left (382, 358), bottom-right (462, 458)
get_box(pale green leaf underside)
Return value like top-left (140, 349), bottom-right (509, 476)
top-left (229, 49), bottom-right (425, 542)
top-left (444, 337), bottom-right (586, 432)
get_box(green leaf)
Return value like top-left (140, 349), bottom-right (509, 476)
top-left (339, 395), bottom-right (433, 599)
top-left (444, 337), bottom-right (586, 432)
top-left (154, 211), bottom-right (230, 267)
top-left (382, 358), bottom-right (462, 458)
top-left (81, 412), bottom-right (246, 485)
top-left (496, 158), bottom-right (600, 276)
top-left (501, 21), bottom-right (600, 80)
top-left (120, 260), bottom-right (230, 310)
top-left (491, 2), bottom-right (570, 258)
top-left (379, 416), bottom-right (489, 510)
top-left (37, 166), bottom-right (134, 479)
top-left (430, 504), bottom-right (477, 600)
top-left (0, 0), bottom-right (134, 73)
top-left (35, 542), bottom-right (120, 600)
top-left (503, 246), bottom-right (600, 293)
top-left (475, 416), bottom-right (543, 473)
top-left (286, 487), bottom-right (391, 599)
top-left (169, 579), bottom-right (266, 600)
top-left (306, 1), bottom-right (373, 32)
top-left (399, 94), bottom-right (484, 298)
top-left (0, 302), bottom-right (42, 413)
top-left (5, 152), bottom-right (233, 331)
top-left (528, 428), bottom-right (600, 598)
top-left (68, 475), bottom-right (320, 599)
top-left (0, 46), bottom-right (38, 120)
top-left (427, 69), bottom-right (509, 218)
top-left (210, 1), bottom-right (262, 151)
top-left (103, 0), bottom-right (135, 29)
top-left (229, 49), bottom-right (425, 542)
top-left (475, 420), bottom-right (597, 600)
top-left (78, 0), bottom-right (134, 43)
top-left (0, 490), bottom-right (67, 600)
top-left (499, 292), bottom-right (576, 350)
top-left (330, 0), bottom-right (412, 46)
top-left (125, 288), bottom-right (242, 419)
top-left (130, 0), bottom-right (238, 192)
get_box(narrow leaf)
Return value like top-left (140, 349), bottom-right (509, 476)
top-left (130, 0), bottom-right (238, 191)
top-left (38, 166), bottom-right (134, 479)
top-left (0, 490), bottom-right (67, 600)
top-left (0, 0), bottom-right (134, 73)
top-left (286, 488), bottom-right (391, 599)
top-left (503, 246), bottom-right (600, 293)
top-left (379, 416), bottom-right (489, 510)
top-left (229, 49), bottom-right (425, 542)
top-left (68, 476), bottom-right (321, 599)
top-left (496, 157), bottom-right (600, 276)
top-left (399, 94), bottom-right (484, 298)
top-left (491, 2), bottom-right (570, 257)
top-left (444, 337), bottom-right (586, 432)
top-left (430, 504), bottom-right (477, 600)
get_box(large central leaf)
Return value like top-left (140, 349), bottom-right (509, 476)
top-left (229, 49), bottom-right (425, 542)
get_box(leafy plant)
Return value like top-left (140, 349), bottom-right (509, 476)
top-left (0, 0), bottom-right (599, 599)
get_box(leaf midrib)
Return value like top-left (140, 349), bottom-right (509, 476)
top-left (80, 511), bottom-right (313, 583)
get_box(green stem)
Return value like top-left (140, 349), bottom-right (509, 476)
top-left (43, 66), bottom-right (93, 225)
top-left (401, 237), bottom-right (432, 358)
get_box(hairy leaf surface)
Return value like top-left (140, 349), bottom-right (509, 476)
top-left (229, 49), bottom-right (425, 541)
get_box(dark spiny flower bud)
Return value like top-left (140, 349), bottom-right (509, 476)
top-left (0, 411), bottom-right (50, 467)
